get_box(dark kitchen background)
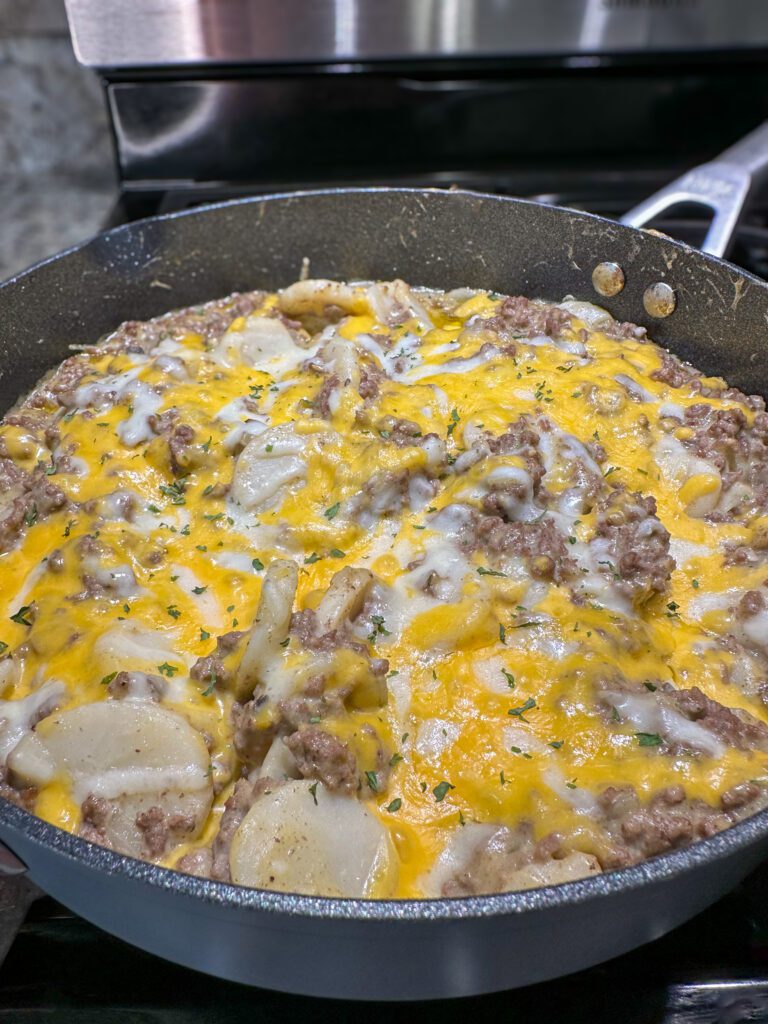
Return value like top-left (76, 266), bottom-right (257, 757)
top-left (4, 0), bottom-right (768, 1020)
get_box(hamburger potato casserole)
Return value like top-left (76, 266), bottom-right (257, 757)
top-left (2, 278), bottom-right (768, 899)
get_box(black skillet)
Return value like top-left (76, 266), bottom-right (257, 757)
top-left (1, 125), bottom-right (768, 1000)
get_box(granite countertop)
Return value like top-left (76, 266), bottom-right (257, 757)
top-left (0, 170), bottom-right (115, 280)
top-left (0, 0), bottom-right (117, 280)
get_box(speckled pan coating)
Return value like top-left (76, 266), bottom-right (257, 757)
top-left (2, 188), bottom-right (768, 999)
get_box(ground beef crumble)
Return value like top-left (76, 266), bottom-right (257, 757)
top-left (135, 805), bottom-right (196, 859)
top-left (652, 351), bottom-right (764, 410)
top-left (597, 781), bottom-right (768, 867)
top-left (0, 458), bottom-right (67, 554)
top-left (461, 510), bottom-right (576, 584)
top-left (0, 766), bottom-right (37, 811)
top-left (592, 488), bottom-right (674, 600)
top-left (284, 726), bottom-right (358, 794)
top-left (482, 296), bottom-right (573, 340)
top-left (190, 631), bottom-right (245, 691)
top-left (104, 290), bottom-right (267, 354)
top-left (177, 776), bottom-right (277, 882)
top-left (663, 684), bottom-right (768, 753)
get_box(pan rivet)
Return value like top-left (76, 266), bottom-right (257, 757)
top-left (592, 261), bottom-right (625, 297)
top-left (643, 281), bottom-right (676, 318)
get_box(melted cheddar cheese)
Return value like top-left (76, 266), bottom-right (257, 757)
top-left (2, 278), bottom-right (768, 899)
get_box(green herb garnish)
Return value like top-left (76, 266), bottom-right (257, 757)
top-left (433, 780), bottom-right (454, 802)
top-left (368, 614), bottom-right (391, 642)
top-left (636, 732), bottom-right (662, 747)
top-left (159, 480), bottom-right (186, 505)
top-left (10, 606), bottom-right (32, 627)
top-left (508, 697), bottom-right (536, 721)
top-left (501, 668), bottom-right (515, 689)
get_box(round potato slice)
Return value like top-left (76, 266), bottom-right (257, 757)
top-left (231, 426), bottom-right (306, 512)
top-left (500, 851), bottom-right (601, 891)
top-left (9, 701), bottom-right (213, 859)
top-left (230, 780), bottom-right (397, 897)
top-left (25, 700), bottom-right (211, 796)
top-left (93, 622), bottom-right (180, 677)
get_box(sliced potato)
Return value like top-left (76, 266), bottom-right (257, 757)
top-left (557, 298), bottom-right (614, 331)
top-left (230, 780), bottom-right (397, 897)
top-left (500, 851), bottom-right (601, 891)
top-left (367, 280), bottom-right (433, 330)
top-left (0, 679), bottom-right (66, 763)
top-left (93, 622), bottom-right (179, 677)
top-left (230, 426), bottom-right (307, 512)
top-left (212, 314), bottom-right (313, 373)
top-left (421, 822), bottom-right (601, 897)
top-left (314, 566), bottom-right (373, 634)
top-left (11, 700), bottom-right (210, 794)
top-left (98, 790), bottom-right (211, 859)
top-left (234, 558), bottom-right (298, 702)
top-left (319, 336), bottom-right (360, 388)
top-left (259, 734), bottom-right (300, 781)
top-left (278, 279), bottom-right (369, 319)
top-left (234, 317), bottom-right (305, 368)
top-left (9, 700), bottom-right (213, 859)
top-left (420, 823), bottom-right (497, 898)
top-left (0, 655), bottom-right (19, 696)
top-left (240, 319), bottom-right (296, 368)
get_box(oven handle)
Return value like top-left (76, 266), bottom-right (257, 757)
top-left (621, 120), bottom-right (768, 258)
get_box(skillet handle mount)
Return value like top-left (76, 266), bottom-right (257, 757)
top-left (621, 121), bottom-right (768, 259)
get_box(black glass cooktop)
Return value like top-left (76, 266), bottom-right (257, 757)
top-left (2, 864), bottom-right (768, 1022)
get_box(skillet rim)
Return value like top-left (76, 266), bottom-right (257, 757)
top-left (2, 185), bottom-right (768, 922)
top-left (3, 793), bottom-right (768, 921)
top-left (2, 184), bottom-right (766, 295)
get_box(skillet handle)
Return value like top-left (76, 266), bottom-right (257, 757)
top-left (0, 874), bottom-right (38, 967)
top-left (620, 120), bottom-right (768, 259)
top-left (0, 841), bottom-right (35, 968)
top-left (0, 840), bottom-right (26, 877)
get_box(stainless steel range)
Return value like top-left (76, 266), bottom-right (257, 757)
top-left (63, 0), bottom-right (768, 233)
top-left (3, 1), bottom-right (768, 1017)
